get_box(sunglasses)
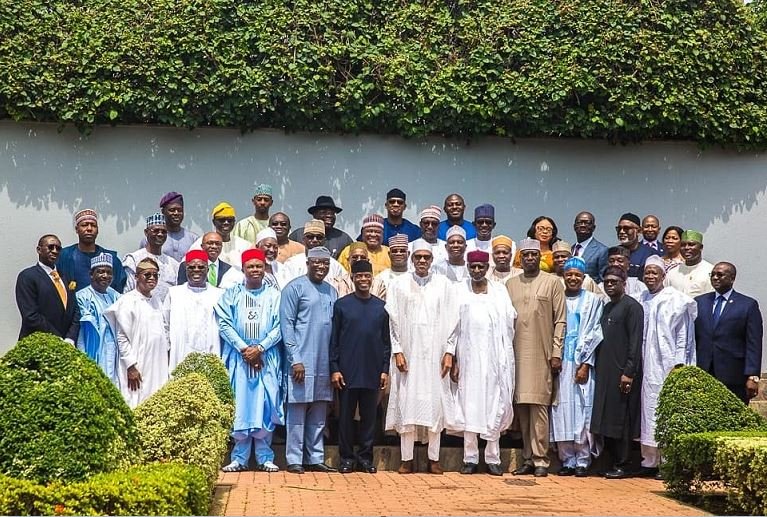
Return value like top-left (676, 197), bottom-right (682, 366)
top-left (140, 272), bottom-right (159, 279)
top-left (45, 244), bottom-right (62, 251)
top-left (615, 225), bottom-right (637, 232)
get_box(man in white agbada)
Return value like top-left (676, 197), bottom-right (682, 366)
top-left (255, 227), bottom-right (283, 289)
top-left (105, 257), bottom-right (169, 408)
top-left (408, 206), bottom-right (447, 269)
top-left (123, 212), bottom-right (180, 302)
top-left (550, 257), bottom-right (603, 477)
top-left (386, 239), bottom-right (457, 474)
top-left (432, 226), bottom-right (469, 282)
top-left (638, 255), bottom-right (697, 478)
top-left (447, 250), bottom-right (516, 477)
top-left (164, 250), bottom-right (224, 370)
top-left (374, 234), bottom-right (411, 298)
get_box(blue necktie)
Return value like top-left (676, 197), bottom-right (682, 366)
top-left (713, 295), bottom-right (725, 325)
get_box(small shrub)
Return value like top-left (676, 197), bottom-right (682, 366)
top-left (0, 333), bottom-right (138, 483)
top-left (0, 462), bottom-right (209, 515)
top-left (171, 352), bottom-right (233, 408)
top-left (134, 373), bottom-right (230, 487)
top-left (715, 436), bottom-right (767, 515)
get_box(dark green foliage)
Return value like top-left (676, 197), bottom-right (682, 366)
top-left (715, 435), bottom-right (767, 515)
top-left (0, 0), bottom-right (766, 146)
top-left (171, 352), bottom-right (233, 408)
top-left (0, 333), bottom-right (139, 484)
top-left (0, 463), bottom-right (209, 516)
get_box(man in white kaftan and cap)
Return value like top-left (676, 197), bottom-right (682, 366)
top-left (386, 239), bottom-right (457, 475)
top-left (431, 226), bottom-right (469, 282)
top-left (408, 206), bottom-right (447, 268)
top-left (164, 250), bottom-right (224, 371)
top-left (255, 227), bottom-right (283, 290)
top-left (550, 257), bottom-right (603, 477)
top-left (447, 250), bottom-right (516, 477)
top-left (105, 257), bottom-right (169, 408)
top-left (637, 255), bottom-right (697, 478)
top-left (123, 212), bottom-right (180, 302)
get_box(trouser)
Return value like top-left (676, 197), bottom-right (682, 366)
top-left (400, 429), bottom-right (441, 462)
top-left (604, 423), bottom-right (632, 469)
top-left (463, 432), bottom-right (501, 465)
top-left (516, 403), bottom-right (551, 468)
top-left (557, 441), bottom-right (591, 468)
top-left (286, 401), bottom-right (328, 465)
top-left (338, 388), bottom-right (378, 463)
top-left (641, 444), bottom-right (661, 468)
top-left (231, 430), bottom-right (274, 466)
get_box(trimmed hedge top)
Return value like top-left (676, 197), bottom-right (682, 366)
top-left (1, 0), bottom-right (766, 147)
top-left (171, 352), bottom-right (234, 408)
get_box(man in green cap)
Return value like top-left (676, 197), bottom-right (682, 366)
top-left (233, 184), bottom-right (274, 244)
top-left (665, 230), bottom-right (714, 297)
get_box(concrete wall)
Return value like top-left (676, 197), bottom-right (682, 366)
top-left (1, 120), bottom-right (765, 369)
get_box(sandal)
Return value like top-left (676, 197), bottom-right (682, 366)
top-left (222, 461), bottom-right (249, 472)
top-left (257, 461), bottom-right (279, 473)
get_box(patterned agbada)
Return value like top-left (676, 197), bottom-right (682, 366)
top-left (163, 283), bottom-right (224, 371)
top-left (337, 244), bottom-right (391, 276)
top-left (76, 285), bottom-right (121, 386)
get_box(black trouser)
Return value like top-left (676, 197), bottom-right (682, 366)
top-left (604, 422), bottom-right (632, 470)
top-left (338, 387), bottom-right (378, 464)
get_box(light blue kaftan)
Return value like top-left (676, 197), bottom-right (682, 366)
top-left (76, 286), bottom-right (121, 386)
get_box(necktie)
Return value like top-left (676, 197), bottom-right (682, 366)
top-left (208, 262), bottom-right (217, 286)
top-left (713, 295), bottom-right (725, 325)
top-left (50, 270), bottom-right (67, 307)
top-left (573, 244), bottom-right (582, 257)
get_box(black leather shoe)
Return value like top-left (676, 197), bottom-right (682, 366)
top-left (487, 463), bottom-right (504, 476)
top-left (655, 471), bottom-right (664, 481)
top-left (534, 466), bottom-right (549, 477)
top-left (460, 462), bottom-right (478, 475)
top-left (513, 464), bottom-right (536, 476)
top-left (338, 461), bottom-right (354, 474)
top-left (305, 463), bottom-right (337, 473)
top-left (358, 461), bottom-right (377, 474)
top-left (574, 466), bottom-right (588, 477)
top-left (637, 467), bottom-right (659, 478)
top-left (605, 468), bottom-right (630, 479)
top-left (287, 463), bottom-right (305, 474)
top-left (557, 466), bottom-right (575, 476)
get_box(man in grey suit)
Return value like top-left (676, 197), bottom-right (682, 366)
top-left (571, 212), bottom-right (609, 283)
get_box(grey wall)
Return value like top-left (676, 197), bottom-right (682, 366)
top-left (1, 120), bottom-right (765, 370)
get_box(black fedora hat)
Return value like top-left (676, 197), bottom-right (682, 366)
top-left (307, 195), bottom-right (343, 214)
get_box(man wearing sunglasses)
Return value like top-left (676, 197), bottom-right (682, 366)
top-left (407, 206), bottom-right (447, 268)
top-left (16, 234), bottom-right (79, 342)
top-left (189, 202), bottom-right (252, 270)
top-left (615, 212), bottom-right (660, 281)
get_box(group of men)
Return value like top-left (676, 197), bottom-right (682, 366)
top-left (15, 185), bottom-right (763, 478)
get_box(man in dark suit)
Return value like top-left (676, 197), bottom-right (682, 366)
top-left (695, 262), bottom-right (763, 403)
top-left (16, 234), bottom-right (79, 341)
top-left (571, 211), bottom-right (609, 283)
top-left (177, 231), bottom-right (236, 287)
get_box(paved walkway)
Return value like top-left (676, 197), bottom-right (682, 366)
top-left (212, 471), bottom-right (708, 516)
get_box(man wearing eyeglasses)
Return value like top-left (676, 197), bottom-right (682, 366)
top-left (270, 212), bottom-right (305, 263)
top-left (16, 234), bottom-right (79, 342)
top-left (123, 213), bottom-right (180, 302)
top-left (189, 202), bottom-right (252, 270)
top-left (615, 212), bottom-right (660, 281)
top-left (281, 219), bottom-right (347, 285)
top-left (408, 206), bottom-right (447, 268)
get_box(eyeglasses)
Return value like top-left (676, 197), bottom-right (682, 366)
top-left (535, 226), bottom-right (553, 233)
top-left (270, 221), bottom-right (289, 226)
top-left (187, 265), bottom-right (207, 271)
top-left (305, 234), bottom-right (324, 241)
top-left (574, 220), bottom-right (592, 227)
top-left (421, 220), bottom-right (439, 227)
top-left (148, 228), bottom-right (167, 235)
top-left (203, 241), bottom-right (222, 247)
top-left (45, 244), bottom-right (62, 251)
top-left (140, 272), bottom-right (159, 279)
top-left (413, 254), bottom-right (432, 261)
top-left (475, 219), bottom-right (494, 226)
top-left (615, 225), bottom-right (637, 233)
top-left (215, 217), bottom-right (235, 224)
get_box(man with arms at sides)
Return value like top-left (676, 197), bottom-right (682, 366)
top-left (637, 256), bottom-right (697, 479)
top-left (487, 235), bottom-right (522, 283)
top-left (695, 261), bottom-right (763, 404)
top-left (216, 249), bottom-right (284, 473)
top-left (271, 212), bottom-right (305, 263)
top-left (338, 214), bottom-right (391, 276)
top-left (448, 250), bottom-right (516, 476)
top-left (164, 250), bottom-right (224, 371)
top-left (466, 204), bottom-right (503, 262)
top-left (375, 234), bottom-right (410, 297)
top-left (550, 257), bottom-right (603, 477)
top-left (432, 226), bottom-right (469, 282)
top-left (139, 192), bottom-right (198, 262)
top-left (178, 231), bottom-right (243, 289)
top-left (280, 246), bottom-right (339, 474)
top-left (640, 215), bottom-right (665, 254)
top-left (76, 253), bottom-right (121, 386)
top-left (330, 260), bottom-right (391, 474)
top-left (599, 246), bottom-right (648, 301)
top-left (552, 241), bottom-right (602, 295)
top-left (233, 184), bottom-right (274, 244)
top-left (615, 212), bottom-right (660, 281)
top-left (190, 202), bottom-right (252, 270)
top-left (289, 196), bottom-right (353, 259)
top-left (386, 239), bottom-right (457, 475)
top-left (124, 213), bottom-right (180, 302)
top-left (437, 193), bottom-right (477, 241)
top-left (379, 188), bottom-right (421, 242)
top-left (665, 230), bottom-right (715, 298)
top-left (282, 219), bottom-right (347, 285)
top-left (591, 266), bottom-right (644, 479)
top-left (16, 234), bottom-right (79, 342)
top-left (58, 209), bottom-right (127, 292)
top-left (409, 206), bottom-right (447, 266)
top-left (105, 258), bottom-right (169, 408)
top-left (571, 211), bottom-right (608, 284)
top-left (507, 238), bottom-right (566, 478)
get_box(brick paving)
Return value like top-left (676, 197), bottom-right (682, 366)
top-left (212, 471), bottom-right (708, 516)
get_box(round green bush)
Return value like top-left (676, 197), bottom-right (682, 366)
top-left (0, 333), bottom-right (139, 483)
top-left (171, 352), bottom-right (233, 408)
top-left (134, 373), bottom-right (231, 487)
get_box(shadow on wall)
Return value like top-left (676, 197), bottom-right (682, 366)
top-left (0, 122), bottom-right (765, 247)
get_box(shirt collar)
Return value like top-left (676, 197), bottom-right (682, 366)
top-left (576, 236), bottom-right (593, 249)
top-left (38, 261), bottom-right (55, 275)
top-left (717, 289), bottom-right (733, 301)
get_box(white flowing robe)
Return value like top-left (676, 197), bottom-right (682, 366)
top-left (431, 260), bottom-right (470, 283)
top-left (163, 283), bottom-right (224, 371)
top-left (385, 272), bottom-right (457, 435)
top-left (447, 280), bottom-right (516, 440)
top-left (105, 290), bottom-right (169, 408)
top-left (550, 290), bottom-right (603, 446)
top-left (639, 286), bottom-right (698, 447)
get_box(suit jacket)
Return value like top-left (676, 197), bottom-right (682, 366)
top-left (576, 237), bottom-right (609, 283)
top-left (176, 259), bottom-right (232, 287)
top-left (695, 290), bottom-right (763, 385)
top-left (15, 265), bottom-right (79, 341)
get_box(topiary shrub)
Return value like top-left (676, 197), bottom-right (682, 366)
top-left (715, 436), bottom-right (767, 515)
top-left (134, 373), bottom-right (230, 487)
top-left (171, 352), bottom-right (233, 408)
top-left (0, 333), bottom-right (138, 483)
top-left (0, 462), bottom-right (209, 516)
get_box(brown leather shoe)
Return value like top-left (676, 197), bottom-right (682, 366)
top-left (398, 460), bottom-right (414, 474)
top-left (428, 460), bottom-right (444, 475)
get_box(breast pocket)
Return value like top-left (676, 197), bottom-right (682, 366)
top-left (534, 294), bottom-right (550, 315)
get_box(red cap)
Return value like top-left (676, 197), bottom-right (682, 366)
top-left (466, 250), bottom-right (490, 263)
top-left (241, 248), bottom-right (266, 264)
top-left (185, 249), bottom-right (208, 263)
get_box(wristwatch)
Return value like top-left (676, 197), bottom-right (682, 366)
top-left (748, 375), bottom-right (761, 383)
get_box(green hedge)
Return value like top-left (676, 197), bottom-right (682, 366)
top-left (0, 333), bottom-right (139, 484)
top-left (0, 463), bottom-right (209, 516)
top-left (171, 352), bottom-right (234, 409)
top-left (716, 436), bottom-right (767, 515)
top-left (1, 0), bottom-right (766, 147)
